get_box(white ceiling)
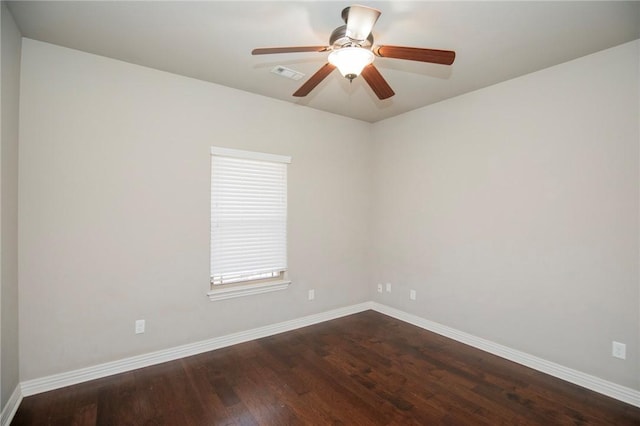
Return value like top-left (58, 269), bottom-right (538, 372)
top-left (7, 1), bottom-right (640, 123)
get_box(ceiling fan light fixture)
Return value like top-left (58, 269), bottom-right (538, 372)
top-left (328, 47), bottom-right (374, 81)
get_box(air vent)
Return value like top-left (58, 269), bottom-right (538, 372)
top-left (271, 66), bottom-right (305, 81)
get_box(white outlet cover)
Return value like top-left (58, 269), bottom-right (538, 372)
top-left (377, 284), bottom-right (383, 293)
top-left (612, 341), bottom-right (626, 359)
top-left (308, 289), bottom-right (315, 300)
top-left (410, 289), bottom-right (417, 300)
top-left (386, 283), bottom-right (392, 292)
top-left (135, 319), bottom-right (145, 334)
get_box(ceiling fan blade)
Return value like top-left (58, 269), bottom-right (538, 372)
top-left (344, 5), bottom-right (381, 42)
top-left (252, 46), bottom-right (329, 55)
top-left (374, 45), bottom-right (456, 65)
top-left (361, 64), bottom-right (395, 100)
top-left (293, 63), bottom-right (336, 97)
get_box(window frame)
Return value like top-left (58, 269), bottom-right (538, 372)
top-left (208, 146), bottom-right (291, 301)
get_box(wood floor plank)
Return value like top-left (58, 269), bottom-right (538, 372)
top-left (11, 310), bottom-right (640, 425)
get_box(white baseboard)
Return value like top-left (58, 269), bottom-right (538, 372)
top-left (369, 302), bottom-right (640, 408)
top-left (20, 302), bottom-right (371, 397)
top-left (0, 384), bottom-right (22, 426)
top-left (15, 301), bottom-right (640, 411)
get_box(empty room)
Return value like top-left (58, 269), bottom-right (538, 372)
top-left (1, 1), bottom-right (639, 424)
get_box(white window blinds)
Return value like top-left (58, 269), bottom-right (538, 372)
top-left (210, 147), bottom-right (290, 285)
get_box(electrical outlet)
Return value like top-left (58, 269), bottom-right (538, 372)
top-left (612, 341), bottom-right (626, 359)
top-left (410, 289), bottom-right (416, 300)
top-left (135, 319), bottom-right (145, 334)
top-left (377, 284), bottom-right (383, 293)
top-left (308, 289), bottom-right (315, 301)
top-left (385, 283), bottom-right (392, 292)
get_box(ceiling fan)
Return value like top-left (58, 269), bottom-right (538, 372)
top-left (252, 4), bottom-right (456, 100)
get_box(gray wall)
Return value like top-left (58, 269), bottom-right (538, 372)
top-left (1, 0), bottom-right (21, 410)
top-left (18, 39), bottom-right (372, 380)
top-left (1, 0), bottom-right (22, 410)
top-left (371, 40), bottom-right (639, 390)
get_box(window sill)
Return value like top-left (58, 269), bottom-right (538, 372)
top-left (207, 279), bottom-right (291, 302)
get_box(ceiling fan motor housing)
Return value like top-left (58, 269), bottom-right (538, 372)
top-left (329, 25), bottom-right (374, 49)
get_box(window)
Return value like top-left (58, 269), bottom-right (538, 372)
top-left (208, 147), bottom-right (291, 301)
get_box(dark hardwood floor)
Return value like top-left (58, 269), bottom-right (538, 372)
top-left (12, 310), bottom-right (640, 425)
